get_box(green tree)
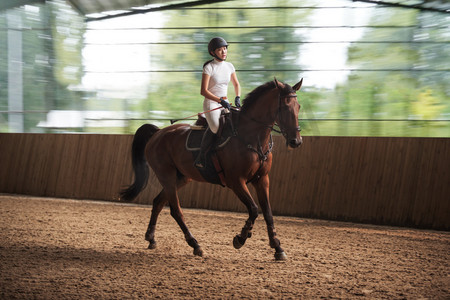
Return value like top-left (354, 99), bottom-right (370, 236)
top-left (0, 0), bottom-right (85, 132)
top-left (336, 8), bottom-right (449, 137)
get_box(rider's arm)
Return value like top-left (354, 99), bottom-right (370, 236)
top-left (230, 72), bottom-right (240, 98)
top-left (200, 73), bottom-right (222, 103)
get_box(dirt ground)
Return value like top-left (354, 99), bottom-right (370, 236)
top-left (0, 194), bottom-right (449, 299)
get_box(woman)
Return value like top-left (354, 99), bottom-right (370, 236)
top-left (195, 37), bottom-right (241, 169)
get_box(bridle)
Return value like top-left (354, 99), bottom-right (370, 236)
top-left (241, 92), bottom-right (301, 136)
top-left (273, 93), bottom-right (301, 137)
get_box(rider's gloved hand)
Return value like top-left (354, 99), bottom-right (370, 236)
top-left (220, 97), bottom-right (231, 110)
top-left (235, 96), bottom-right (241, 108)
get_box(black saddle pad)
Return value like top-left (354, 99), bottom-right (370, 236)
top-left (186, 129), bottom-right (205, 151)
top-left (185, 129), bottom-right (225, 186)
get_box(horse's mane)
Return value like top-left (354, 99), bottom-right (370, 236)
top-left (241, 80), bottom-right (294, 113)
top-left (241, 81), bottom-right (275, 113)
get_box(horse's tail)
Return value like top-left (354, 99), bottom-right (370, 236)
top-left (120, 124), bottom-right (160, 202)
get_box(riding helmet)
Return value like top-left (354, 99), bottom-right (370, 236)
top-left (208, 37), bottom-right (228, 56)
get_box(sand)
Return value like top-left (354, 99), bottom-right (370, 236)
top-left (1, 194), bottom-right (448, 299)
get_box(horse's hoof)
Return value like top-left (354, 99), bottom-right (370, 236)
top-left (193, 247), bottom-right (203, 257)
top-left (233, 235), bottom-right (245, 249)
top-left (274, 251), bottom-right (287, 261)
top-left (147, 241), bottom-right (157, 249)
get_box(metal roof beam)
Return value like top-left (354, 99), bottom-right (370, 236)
top-left (353, 0), bottom-right (449, 14)
top-left (0, 0), bottom-right (45, 11)
top-left (85, 0), bottom-right (233, 22)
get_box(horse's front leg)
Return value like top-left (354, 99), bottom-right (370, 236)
top-left (231, 182), bottom-right (259, 249)
top-left (252, 175), bottom-right (287, 261)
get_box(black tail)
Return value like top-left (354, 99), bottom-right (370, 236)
top-left (120, 124), bottom-right (160, 202)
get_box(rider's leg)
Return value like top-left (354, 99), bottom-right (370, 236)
top-left (194, 128), bottom-right (216, 168)
top-left (195, 100), bottom-right (221, 168)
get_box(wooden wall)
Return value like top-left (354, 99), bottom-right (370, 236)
top-left (0, 133), bottom-right (448, 230)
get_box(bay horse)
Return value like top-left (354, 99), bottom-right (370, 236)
top-left (120, 78), bottom-right (303, 260)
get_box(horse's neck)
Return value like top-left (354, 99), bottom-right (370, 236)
top-left (238, 93), bottom-right (278, 146)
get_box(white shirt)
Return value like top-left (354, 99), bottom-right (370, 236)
top-left (203, 60), bottom-right (236, 100)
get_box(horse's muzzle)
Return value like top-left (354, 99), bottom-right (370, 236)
top-left (288, 136), bottom-right (303, 148)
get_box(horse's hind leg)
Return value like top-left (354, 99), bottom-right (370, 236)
top-left (145, 191), bottom-right (167, 249)
top-left (149, 170), bottom-right (202, 256)
top-left (145, 176), bottom-right (191, 250)
top-left (168, 192), bottom-right (203, 256)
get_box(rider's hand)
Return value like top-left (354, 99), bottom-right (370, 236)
top-left (220, 98), bottom-right (231, 110)
top-left (234, 96), bottom-right (241, 108)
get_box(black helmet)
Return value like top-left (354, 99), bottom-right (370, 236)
top-left (208, 37), bottom-right (228, 56)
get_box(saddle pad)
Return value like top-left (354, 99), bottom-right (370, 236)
top-left (186, 129), bottom-right (226, 187)
top-left (186, 130), bottom-right (204, 151)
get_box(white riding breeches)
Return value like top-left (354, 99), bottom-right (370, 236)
top-left (203, 98), bottom-right (227, 134)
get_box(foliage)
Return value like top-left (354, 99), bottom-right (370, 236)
top-left (334, 8), bottom-right (449, 137)
top-left (0, 0), bottom-right (85, 132)
top-left (0, 0), bottom-right (448, 137)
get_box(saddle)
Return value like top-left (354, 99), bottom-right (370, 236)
top-left (186, 108), bottom-right (239, 186)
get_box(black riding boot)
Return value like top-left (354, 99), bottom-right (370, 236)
top-left (194, 128), bottom-right (216, 168)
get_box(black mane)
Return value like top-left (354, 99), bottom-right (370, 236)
top-left (241, 80), bottom-right (294, 113)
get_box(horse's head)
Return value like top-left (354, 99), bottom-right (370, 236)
top-left (274, 78), bottom-right (303, 148)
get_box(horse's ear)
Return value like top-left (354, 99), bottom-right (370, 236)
top-left (293, 78), bottom-right (303, 91)
top-left (274, 77), bottom-right (284, 89)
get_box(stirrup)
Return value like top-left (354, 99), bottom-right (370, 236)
top-left (195, 162), bottom-right (205, 168)
top-left (194, 156), bottom-right (206, 168)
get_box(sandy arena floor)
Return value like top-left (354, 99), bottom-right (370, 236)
top-left (0, 194), bottom-right (449, 299)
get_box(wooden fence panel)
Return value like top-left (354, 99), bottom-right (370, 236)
top-left (0, 133), bottom-right (448, 230)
